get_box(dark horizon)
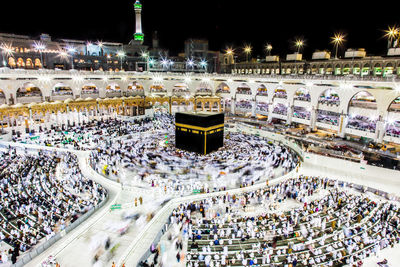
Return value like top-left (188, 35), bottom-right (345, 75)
top-left (0, 0), bottom-right (399, 58)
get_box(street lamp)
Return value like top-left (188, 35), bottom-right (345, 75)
top-left (117, 51), bottom-right (126, 70)
top-left (384, 26), bottom-right (399, 49)
top-left (199, 59), bottom-right (207, 72)
top-left (97, 41), bottom-right (103, 56)
top-left (225, 48), bottom-right (234, 56)
top-left (294, 39), bottom-right (304, 53)
top-left (225, 48), bottom-right (235, 73)
top-left (265, 43), bottom-right (273, 56)
top-left (243, 45), bottom-right (252, 62)
top-left (331, 33), bottom-right (346, 59)
top-left (148, 58), bottom-right (155, 69)
top-left (293, 39), bottom-right (304, 75)
top-left (161, 57), bottom-right (169, 70)
top-left (186, 58), bottom-right (195, 70)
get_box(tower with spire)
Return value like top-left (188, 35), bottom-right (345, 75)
top-left (133, 0), bottom-right (144, 43)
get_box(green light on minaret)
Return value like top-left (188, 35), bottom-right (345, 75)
top-left (134, 33), bottom-right (144, 41)
top-left (134, 0), bottom-right (142, 9)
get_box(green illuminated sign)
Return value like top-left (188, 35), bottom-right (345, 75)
top-left (134, 33), bottom-right (144, 41)
top-left (134, 3), bottom-right (142, 9)
top-left (110, 204), bottom-right (121, 210)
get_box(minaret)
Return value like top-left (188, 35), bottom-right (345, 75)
top-left (133, 0), bottom-right (144, 43)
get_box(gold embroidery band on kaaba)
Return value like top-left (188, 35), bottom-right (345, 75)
top-left (175, 123), bottom-right (224, 133)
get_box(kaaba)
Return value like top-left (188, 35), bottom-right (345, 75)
top-left (175, 112), bottom-right (224, 155)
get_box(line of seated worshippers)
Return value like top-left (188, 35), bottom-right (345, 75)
top-left (155, 176), bottom-right (399, 267)
top-left (13, 113), bottom-right (175, 150)
top-left (0, 148), bottom-right (107, 262)
top-left (89, 129), bottom-right (298, 195)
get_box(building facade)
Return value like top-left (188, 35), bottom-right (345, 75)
top-left (221, 49), bottom-right (400, 78)
top-left (0, 69), bottom-right (399, 146)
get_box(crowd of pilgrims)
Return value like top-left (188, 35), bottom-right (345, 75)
top-left (141, 175), bottom-right (400, 267)
top-left (87, 115), bottom-right (297, 194)
top-left (13, 116), bottom-right (169, 150)
top-left (0, 148), bottom-right (107, 264)
top-left (13, 113), bottom-right (298, 194)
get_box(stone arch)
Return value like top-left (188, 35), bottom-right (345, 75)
top-left (256, 84), bottom-right (267, 96)
top-left (216, 82), bottom-right (230, 94)
top-left (106, 82), bottom-right (122, 97)
top-left (17, 82), bottom-right (43, 97)
top-left (150, 84), bottom-right (166, 93)
top-left (52, 82), bottom-right (73, 99)
top-left (384, 62), bottom-right (395, 76)
top-left (346, 91), bottom-right (379, 133)
top-left (362, 63), bottom-right (370, 69)
top-left (172, 83), bottom-right (189, 95)
top-left (348, 91), bottom-right (377, 111)
top-left (25, 58), bottom-right (34, 69)
top-left (373, 63), bottom-right (383, 76)
top-left (34, 58), bottom-right (42, 68)
top-left (311, 64), bottom-right (318, 74)
top-left (342, 64), bottom-right (350, 75)
top-left (318, 88), bottom-right (340, 106)
top-left (81, 83), bottom-right (99, 97)
top-left (196, 101), bottom-right (203, 110)
top-left (361, 63), bottom-right (370, 76)
top-left (273, 86), bottom-right (287, 99)
top-left (212, 101), bottom-right (219, 109)
top-left (127, 81), bottom-right (144, 96)
top-left (16, 82), bottom-right (43, 101)
top-left (106, 83), bottom-right (121, 92)
top-left (195, 81), bottom-right (212, 95)
top-left (387, 96), bottom-right (400, 112)
top-left (326, 64), bottom-right (333, 74)
top-left (294, 87), bottom-right (310, 102)
top-left (386, 96), bottom-right (400, 137)
top-left (235, 83), bottom-right (251, 96)
top-left (8, 57), bottom-right (16, 68)
top-left (16, 58), bottom-right (25, 68)
top-left (334, 64), bottom-right (342, 75)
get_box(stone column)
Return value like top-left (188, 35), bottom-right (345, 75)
top-left (310, 107), bottom-right (317, 131)
top-left (376, 117), bottom-right (386, 143)
top-left (267, 102), bottom-right (274, 122)
top-left (287, 105), bottom-right (293, 124)
top-left (338, 114), bottom-right (347, 138)
top-left (231, 99), bottom-right (236, 115)
top-left (251, 99), bottom-right (256, 116)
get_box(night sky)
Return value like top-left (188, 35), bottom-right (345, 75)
top-left (1, 0), bottom-right (399, 58)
